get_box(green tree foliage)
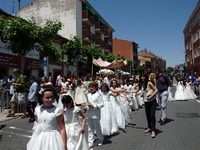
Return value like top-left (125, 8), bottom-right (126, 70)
top-left (105, 53), bottom-right (116, 62)
top-left (62, 36), bottom-right (83, 65)
top-left (0, 16), bottom-right (62, 73)
top-left (136, 65), bottom-right (145, 73)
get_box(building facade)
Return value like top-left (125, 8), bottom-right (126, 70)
top-left (138, 49), bottom-right (166, 72)
top-left (112, 38), bottom-right (139, 70)
top-left (183, 1), bottom-right (200, 74)
top-left (0, 9), bottom-right (68, 79)
top-left (17, 0), bottom-right (114, 75)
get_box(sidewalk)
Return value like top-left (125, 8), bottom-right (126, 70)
top-left (0, 109), bottom-right (23, 123)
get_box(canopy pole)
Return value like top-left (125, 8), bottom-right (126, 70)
top-left (91, 57), bottom-right (94, 78)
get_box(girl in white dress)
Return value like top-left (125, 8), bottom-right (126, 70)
top-left (100, 83), bottom-right (119, 136)
top-left (110, 79), bottom-right (126, 129)
top-left (185, 79), bottom-right (197, 99)
top-left (57, 77), bottom-right (69, 109)
top-left (27, 85), bottom-right (67, 150)
top-left (167, 86), bottom-right (174, 102)
top-left (62, 95), bottom-right (88, 150)
top-left (174, 77), bottom-right (186, 101)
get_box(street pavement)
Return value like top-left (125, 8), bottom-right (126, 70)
top-left (0, 87), bottom-right (200, 150)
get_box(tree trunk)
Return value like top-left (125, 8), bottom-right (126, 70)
top-left (20, 55), bottom-right (25, 75)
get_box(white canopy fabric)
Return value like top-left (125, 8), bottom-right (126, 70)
top-left (93, 58), bottom-right (127, 69)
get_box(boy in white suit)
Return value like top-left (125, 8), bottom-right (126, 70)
top-left (87, 82), bottom-right (104, 149)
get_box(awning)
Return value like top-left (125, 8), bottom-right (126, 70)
top-left (93, 58), bottom-right (126, 69)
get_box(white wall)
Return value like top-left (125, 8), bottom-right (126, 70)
top-left (17, 0), bottom-right (78, 39)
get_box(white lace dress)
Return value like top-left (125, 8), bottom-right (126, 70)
top-left (27, 106), bottom-right (64, 150)
top-left (100, 91), bottom-right (119, 136)
top-left (110, 88), bottom-right (126, 129)
top-left (64, 107), bottom-right (88, 150)
top-left (185, 82), bottom-right (197, 99)
top-left (174, 81), bottom-right (186, 101)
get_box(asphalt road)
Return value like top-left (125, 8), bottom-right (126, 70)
top-left (0, 86), bottom-right (200, 150)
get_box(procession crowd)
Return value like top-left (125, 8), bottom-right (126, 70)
top-left (1, 68), bottom-right (199, 150)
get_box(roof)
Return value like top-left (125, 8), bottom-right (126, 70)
top-left (0, 8), bottom-right (15, 18)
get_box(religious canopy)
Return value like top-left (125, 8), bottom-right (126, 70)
top-left (92, 58), bottom-right (127, 69)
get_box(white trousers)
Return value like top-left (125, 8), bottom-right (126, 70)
top-left (87, 118), bottom-right (103, 147)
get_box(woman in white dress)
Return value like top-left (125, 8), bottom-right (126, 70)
top-left (110, 79), bottom-right (126, 129)
top-left (27, 85), bottom-right (67, 150)
top-left (185, 79), bottom-right (197, 99)
top-left (174, 77), bottom-right (186, 101)
top-left (100, 83), bottom-right (119, 136)
top-left (62, 95), bottom-right (88, 150)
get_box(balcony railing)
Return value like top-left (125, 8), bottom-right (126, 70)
top-left (95, 38), bottom-right (105, 47)
top-left (95, 22), bottom-right (105, 34)
top-left (83, 30), bottom-right (95, 43)
top-left (82, 10), bottom-right (95, 26)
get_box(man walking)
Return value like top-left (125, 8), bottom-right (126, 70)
top-left (155, 69), bottom-right (170, 125)
top-left (6, 68), bottom-right (26, 118)
top-left (26, 76), bottom-right (38, 122)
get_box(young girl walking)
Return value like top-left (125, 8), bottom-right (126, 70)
top-left (100, 83), bottom-right (119, 136)
top-left (62, 95), bottom-right (88, 150)
top-left (27, 85), bottom-right (67, 150)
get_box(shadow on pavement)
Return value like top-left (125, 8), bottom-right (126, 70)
top-left (165, 118), bottom-right (174, 124)
top-left (0, 124), bottom-right (7, 141)
top-left (103, 132), bottom-right (120, 145)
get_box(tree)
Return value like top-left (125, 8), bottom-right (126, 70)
top-left (166, 66), bottom-right (174, 73)
top-left (62, 36), bottom-right (83, 66)
top-left (105, 53), bottom-right (116, 62)
top-left (0, 16), bottom-right (62, 74)
top-left (136, 65), bottom-right (145, 74)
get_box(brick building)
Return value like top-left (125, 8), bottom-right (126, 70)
top-left (112, 38), bottom-right (139, 70)
top-left (183, 1), bottom-right (200, 74)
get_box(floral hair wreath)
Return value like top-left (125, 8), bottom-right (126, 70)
top-left (38, 88), bottom-right (45, 95)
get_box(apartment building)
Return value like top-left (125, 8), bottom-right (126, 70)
top-left (112, 38), bottom-right (139, 69)
top-left (138, 49), bottom-right (166, 71)
top-left (17, 0), bottom-right (114, 75)
top-left (183, 1), bottom-right (200, 74)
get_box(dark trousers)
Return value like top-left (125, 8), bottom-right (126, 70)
top-left (144, 99), bottom-right (157, 131)
top-left (26, 101), bottom-right (36, 119)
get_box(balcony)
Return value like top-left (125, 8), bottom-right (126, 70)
top-left (82, 10), bottom-right (95, 26)
top-left (83, 30), bottom-right (95, 44)
top-left (104, 43), bottom-right (112, 52)
top-left (95, 22), bottom-right (105, 34)
top-left (104, 30), bottom-right (112, 38)
top-left (95, 38), bottom-right (105, 47)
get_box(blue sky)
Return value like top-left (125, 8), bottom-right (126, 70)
top-left (0, 0), bottom-right (198, 67)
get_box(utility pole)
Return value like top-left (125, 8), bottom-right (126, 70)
top-left (18, 0), bottom-right (21, 10)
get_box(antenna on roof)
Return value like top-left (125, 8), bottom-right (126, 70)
top-left (18, 0), bottom-right (21, 10)
top-left (12, 0), bottom-right (15, 16)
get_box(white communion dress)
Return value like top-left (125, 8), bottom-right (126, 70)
top-left (27, 106), bottom-right (64, 150)
top-left (167, 86), bottom-right (174, 102)
top-left (100, 91), bottom-right (119, 136)
top-left (64, 106), bottom-right (88, 150)
top-left (174, 81), bottom-right (186, 101)
top-left (185, 82), bottom-right (197, 99)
